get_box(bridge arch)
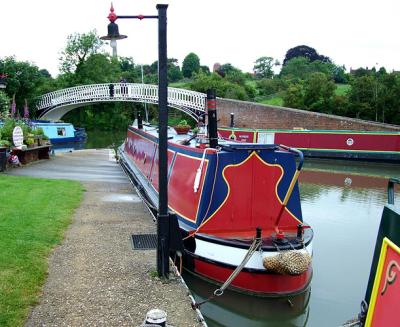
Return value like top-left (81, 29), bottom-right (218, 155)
top-left (37, 83), bottom-right (207, 121)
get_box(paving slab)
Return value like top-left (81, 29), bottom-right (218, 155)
top-left (6, 149), bottom-right (203, 327)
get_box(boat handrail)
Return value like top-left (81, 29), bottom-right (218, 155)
top-left (278, 144), bottom-right (304, 171)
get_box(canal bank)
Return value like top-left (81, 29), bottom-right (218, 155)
top-left (6, 149), bottom-right (204, 327)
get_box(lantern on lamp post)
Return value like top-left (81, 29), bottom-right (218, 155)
top-left (100, 3), bottom-right (127, 57)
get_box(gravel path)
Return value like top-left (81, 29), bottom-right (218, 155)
top-left (7, 150), bottom-right (203, 327)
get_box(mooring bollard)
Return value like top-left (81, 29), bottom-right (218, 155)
top-left (144, 309), bottom-right (167, 327)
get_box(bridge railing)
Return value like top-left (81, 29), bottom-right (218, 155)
top-left (37, 83), bottom-right (207, 120)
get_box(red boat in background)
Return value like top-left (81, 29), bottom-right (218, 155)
top-left (118, 93), bottom-right (313, 297)
top-left (218, 127), bottom-right (400, 162)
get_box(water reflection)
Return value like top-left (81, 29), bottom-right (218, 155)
top-left (50, 130), bottom-right (127, 154)
top-left (51, 141), bottom-right (86, 154)
top-left (186, 160), bottom-right (398, 327)
top-left (298, 161), bottom-right (398, 326)
top-left (184, 272), bottom-right (310, 327)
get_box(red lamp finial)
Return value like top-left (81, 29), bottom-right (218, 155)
top-left (107, 2), bottom-right (117, 22)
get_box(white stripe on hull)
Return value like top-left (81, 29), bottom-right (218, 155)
top-left (194, 237), bottom-right (313, 270)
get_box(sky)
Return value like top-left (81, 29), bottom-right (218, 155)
top-left (1, 0), bottom-right (400, 77)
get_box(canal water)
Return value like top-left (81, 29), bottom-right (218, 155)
top-left (71, 131), bottom-right (399, 326)
top-left (185, 159), bottom-right (399, 327)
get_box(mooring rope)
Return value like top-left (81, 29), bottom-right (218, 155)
top-left (192, 235), bottom-right (262, 309)
top-left (340, 300), bottom-right (368, 327)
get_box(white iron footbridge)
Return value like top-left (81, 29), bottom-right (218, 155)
top-left (37, 83), bottom-right (207, 121)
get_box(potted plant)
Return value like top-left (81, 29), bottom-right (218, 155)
top-left (0, 139), bottom-right (10, 148)
top-left (42, 134), bottom-right (50, 145)
top-left (173, 119), bottom-right (191, 135)
top-left (25, 138), bottom-right (35, 148)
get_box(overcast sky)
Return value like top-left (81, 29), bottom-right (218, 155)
top-left (1, 0), bottom-right (399, 77)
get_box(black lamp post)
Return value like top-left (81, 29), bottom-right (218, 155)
top-left (102, 3), bottom-right (170, 278)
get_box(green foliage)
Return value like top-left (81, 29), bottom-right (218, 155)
top-left (168, 58), bottom-right (183, 82)
top-left (190, 72), bottom-right (250, 101)
top-left (256, 78), bottom-right (282, 96)
top-left (0, 139), bottom-right (10, 147)
top-left (0, 175), bottom-right (82, 327)
top-left (59, 30), bottom-right (104, 74)
top-left (283, 83), bottom-right (304, 109)
top-left (335, 84), bottom-right (351, 96)
top-left (0, 119), bottom-right (17, 142)
top-left (0, 56), bottom-right (49, 116)
top-left (73, 54), bottom-right (121, 85)
top-left (176, 119), bottom-right (189, 127)
top-left (182, 52), bottom-right (200, 78)
top-left (283, 45), bottom-right (331, 65)
top-left (348, 75), bottom-right (375, 120)
top-left (0, 92), bottom-right (10, 119)
top-left (262, 96), bottom-right (284, 106)
top-left (32, 127), bottom-right (44, 136)
top-left (303, 72), bottom-right (336, 113)
top-left (0, 119), bottom-right (33, 143)
top-left (253, 56), bottom-right (277, 79)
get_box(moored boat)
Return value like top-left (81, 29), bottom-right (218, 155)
top-left (218, 126), bottom-right (400, 162)
top-left (343, 178), bottom-right (400, 326)
top-left (31, 120), bottom-right (87, 144)
top-left (119, 92), bottom-right (313, 297)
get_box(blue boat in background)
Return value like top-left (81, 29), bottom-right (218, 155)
top-left (31, 121), bottom-right (87, 144)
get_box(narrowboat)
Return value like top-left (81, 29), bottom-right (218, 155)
top-left (31, 120), bottom-right (87, 144)
top-left (218, 127), bottom-right (400, 162)
top-left (118, 94), bottom-right (313, 297)
top-left (344, 178), bottom-right (400, 326)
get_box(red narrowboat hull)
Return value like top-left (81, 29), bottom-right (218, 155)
top-left (190, 257), bottom-right (312, 296)
top-left (219, 127), bottom-right (400, 162)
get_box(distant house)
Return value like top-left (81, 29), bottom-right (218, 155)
top-left (349, 67), bottom-right (373, 75)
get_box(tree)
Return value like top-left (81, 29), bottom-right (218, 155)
top-left (283, 83), bottom-right (304, 109)
top-left (280, 56), bottom-right (339, 82)
top-left (189, 72), bottom-right (249, 100)
top-left (348, 75), bottom-right (375, 120)
top-left (283, 45), bottom-right (331, 66)
top-left (182, 52), bottom-right (200, 78)
top-left (167, 58), bottom-right (183, 82)
top-left (253, 56), bottom-right (276, 79)
top-left (303, 72), bottom-right (336, 113)
top-left (0, 56), bottom-right (47, 116)
top-left (59, 30), bottom-right (104, 73)
top-left (74, 54), bottom-right (121, 85)
top-left (280, 57), bottom-right (312, 80)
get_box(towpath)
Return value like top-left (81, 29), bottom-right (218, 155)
top-left (6, 149), bottom-right (203, 327)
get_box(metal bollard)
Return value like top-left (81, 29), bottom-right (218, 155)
top-left (144, 309), bottom-right (167, 327)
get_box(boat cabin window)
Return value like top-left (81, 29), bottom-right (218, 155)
top-left (57, 127), bottom-right (66, 136)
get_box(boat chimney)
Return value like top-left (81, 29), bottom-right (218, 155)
top-left (207, 89), bottom-right (218, 148)
top-left (138, 113), bottom-right (143, 130)
top-left (230, 113), bottom-right (235, 127)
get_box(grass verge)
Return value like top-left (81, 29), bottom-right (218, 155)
top-left (0, 175), bottom-right (83, 327)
